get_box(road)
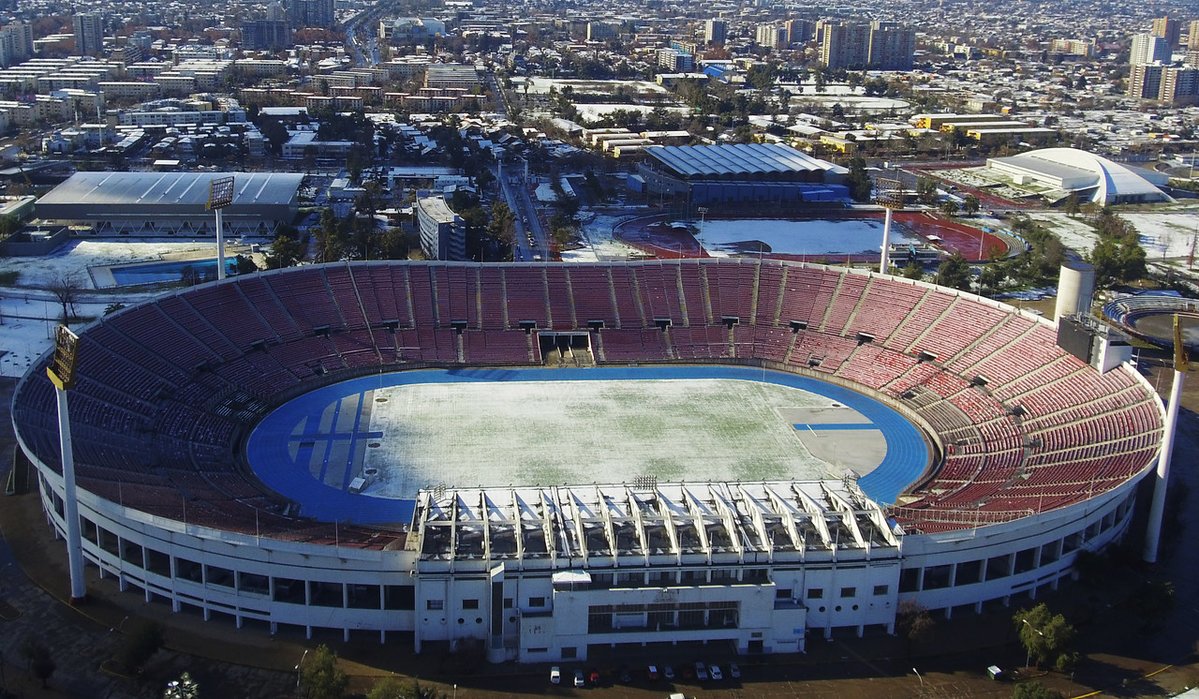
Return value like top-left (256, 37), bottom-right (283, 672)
top-left (495, 161), bottom-right (549, 261)
top-left (344, 6), bottom-right (385, 67)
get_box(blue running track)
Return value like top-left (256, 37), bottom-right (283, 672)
top-left (245, 366), bottom-right (930, 525)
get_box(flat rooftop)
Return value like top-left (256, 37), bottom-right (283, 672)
top-left (37, 171), bottom-right (304, 208)
top-left (646, 143), bottom-right (847, 178)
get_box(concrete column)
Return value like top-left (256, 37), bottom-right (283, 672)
top-left (57, 387), bottom-right (86, 603)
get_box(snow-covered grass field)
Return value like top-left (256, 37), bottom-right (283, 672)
top-left (361, 378), bottom-right (851, 498)
top-left (1028, 210), bottom-right (1199, 260)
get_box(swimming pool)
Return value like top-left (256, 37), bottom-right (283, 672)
top-left (107, 258), bottom-right (237, 286)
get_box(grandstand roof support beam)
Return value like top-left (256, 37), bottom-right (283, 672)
top-left (681, 487), bottom-right (713, 564)
top-left (655, 491), bottom-right (683, 562)
top-left (736, 485), bottom-right (774, 563)
top-left (627, 489), bottom-right (651, 565)
top-left (791, 485), bottom-right (834, 550)
top-left (823, 485), bottom-right (868, 551)
top-left (708, 484), bottom-right (745, 562)
top-left (763, 485), bottom-right (805, 561)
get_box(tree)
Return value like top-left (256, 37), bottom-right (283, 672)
top-left (935, 253), bottom-right (972, 290)
top-left (939, 199), bottom-right (959, 216)
top-left (1015, 603), bottom-right (1076, 670)
top-left (895, 600), bottom-right (935, 659)
top-left (48, 273), bottom-right (82, 325)
top-left (901, 261), bottom-right (924, 280)
top-left (115, 620), bottom-right (164, 674)
top-left (367, 677), bottom-right (409, 699)
top-left (845, 157), bottom-right (872, 202)
top-left (104, 302), bottom-right (126, 315)
top-left (266, 233), bottom-right (305, 269)
top-left (1131, 579), bottom-right (1175, 631)
top-left (1012, 681), bottom-right (1064, 699)
top-left (1063, 194), bottom-right (1081, 216)
top-left (916, 177), bottom-right (938, 205)
top-left (963, 194), bottom-right (980, 215)
top-left (20, 636), bottom-right (55, 688)
top-left (299, 644), bottom-right (349, 699)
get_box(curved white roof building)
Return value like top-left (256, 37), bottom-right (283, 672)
top-left (987, 147), bottom-right (1170, 205)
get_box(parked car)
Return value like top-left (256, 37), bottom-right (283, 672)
top-left (550, 666), bottom-right (561, 684)
top-left (573, 669), bottom-right (585, 687)
top-left (709, 664), bottom-right (723, 681)
top-left (647, 665), bottom-right (660, 680)
top-left (729, 662), bottom-right (741, 679)
top-left (694, 662), bottom-right (709, 681)
top-left (588, 668), bottom-right (600, 685)
top-left (663, 664), bottom-right (676, 681)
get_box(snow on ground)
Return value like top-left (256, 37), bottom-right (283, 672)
top-left (0, 295), bottom-right (151, 378)
top-left (789, 94), bottom-right (910, 112)
top-left (1121, 212), bottom-right (1199, 259)
top-left (573, 103), bottom-right (690, 121)
top-left (514, 77), bottom-right (671, 95)
top-left (0, 239), bottom-right (233, 377)
top-left (362, 378), bottom-right (854, 498)
top-left (1030, 211), bottom-right (1199, 259)
top-left (1025, 213), bottom-right (1100, 254)
top-left (0, 239), bottom-right (232, 289)
top-left (567, 210), bottom-right (645, 262)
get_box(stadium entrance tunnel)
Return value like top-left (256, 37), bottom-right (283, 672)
top-left (537, 332), bottom-right (594, 367)
top-left (244, 366), bottom-right (934, 525)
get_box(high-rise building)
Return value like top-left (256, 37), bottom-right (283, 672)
top-left (820, 21), bottom-right (870, 69)
top-left (785, 19), bottom-right (814, 45)
top-left (1151, 16), bottom-right (1180, 46)
top-left (1128, 63), bottom-right (1165, 99)
top-left (1188, 20), bottom-right (1199, 51)
top-left (1161, 65), bottom-right (1199, 104)
top-left (1129, 62), bottom-right (1199, 104)
top-left (0, 22), bottom-right (33, 68)
top-left (704, 19), bottom-right (727, 45)
top-left (1131, 33), bottom-right (1171, 65)
top-left (755, 24), bottom-right (787, 50)
top-left (287, 0), bottom-right (335, 29)
top-left (820, 21), bottom-right (912, 70)
top-left (657, 47), bottom-right (693, 71)
top-left (242, 19), bottom-right (292, 51)
top-left (73, 13), bottom-right (104, 56)
top-left (867, 21), bottom-right (915, 70)
top-left (586, 21), bottom-right (617, 42)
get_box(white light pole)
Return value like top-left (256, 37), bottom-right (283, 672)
top-left (47, 325), bottom-right (86, 603)
top-left (207, 176), bottom-right (236, 280)
top-left (912, 667), bottom-right (924, 688)
top-left (696, 206), bottom-right (708, 254)
top-left (295, 648), bottom-right (310, 690)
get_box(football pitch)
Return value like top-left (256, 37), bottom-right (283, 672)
top-left (361, 377), bottom-right (858, 498)
top-left (246, 366), bottom-right (927, 524)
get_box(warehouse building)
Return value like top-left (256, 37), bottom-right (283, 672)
top-left (35, 171), bottom-right (304, 236)
top-left (630, 143), bottom-right (848, 204)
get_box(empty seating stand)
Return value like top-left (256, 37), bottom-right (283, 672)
top-left (9, 259), bottom-right (1164, 545)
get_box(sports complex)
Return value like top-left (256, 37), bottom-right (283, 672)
top-left (11, 259), bottom-right (1164, 663)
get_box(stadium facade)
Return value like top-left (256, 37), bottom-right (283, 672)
top-left (630, 143), bottom-right (850, 204)
top-left (985, 148), bottom-right (1171, 206)
top-left (34, 171), bottom-right (304, 236)
top-left (12, 260), bottom-right (1162, 662)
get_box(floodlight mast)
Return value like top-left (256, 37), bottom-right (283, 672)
top-left (875, 175), bottom-right (905, 275)
top-left (207, 176), bottom-right (236, 280)
top-left (47, 325), bottom-right (86, 603)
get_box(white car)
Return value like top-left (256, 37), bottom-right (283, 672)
top-left (549, 666), bottom-right (561, 684)
top-left (729, 662), bottom-right (741, 679)
top-left (573, 669), bottom-right (586, 687)
top-left (709, 665), bottom-right (723, 681)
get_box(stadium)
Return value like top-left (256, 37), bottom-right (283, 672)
top-left (11, 259), bottom-right (1163, 663)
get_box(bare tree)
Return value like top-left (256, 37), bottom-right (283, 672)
top-left (48, 273), bottom-right (81, 326)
